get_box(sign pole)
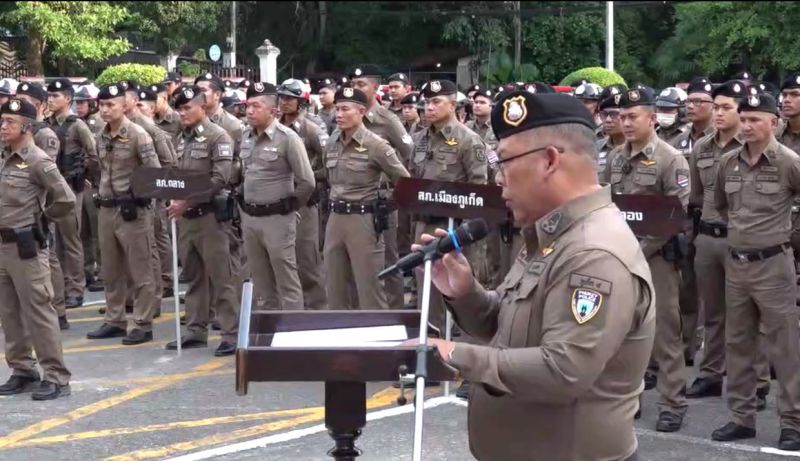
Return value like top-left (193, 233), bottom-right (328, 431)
top-left (171, 217), bottom-right (181, 355)
top-left (443, 217), bottom-right (455, 398)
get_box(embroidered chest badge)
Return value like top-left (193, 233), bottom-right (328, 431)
top-left (571, 289), bottom-right (603, 324)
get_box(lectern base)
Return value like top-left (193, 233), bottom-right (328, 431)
top-left (325, 381), bottom-right (367, 460)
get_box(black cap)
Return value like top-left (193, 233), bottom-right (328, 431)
top-left (238, 79), bottom-right (252, 90)
top-left (618, 87), bottom-right (655, 108)
top-left (738, 93), bottom-right (778, 115)
top-left (781, 73), bottom-right (800, 92)
top-left (347, 65), bottom-right (382, 80)
top-left (599, 84), bottom-right (627, 102)
top-left (400, 92), bottom-right (421, 105)
top-left (421, 80), bottom-right (457, 98)
top-left (470, 86), bottom-right (494, 101)
top-left (687, 77), bottom-right (713, 95)
top-left (47, 78), bottom-right (74, 94)
top-left (598, 93), bottom-right (623, 111)
top-left (173, 85), bottom-right (205, 108)
top-left (246, 82), bottom-right (277, 99)
top-left (524, 82), bottom-right (555, 94)
top-left (731, 71), bottom-right (753, 82)
top-left (164, 72), bottom-right (182, 84)
top-left (194, 72), bottom-right (225, 91)
top-left (17, 82), bottom-right (48, 102)
top-left (316, 78), bottom-right (337, 92)
top-left (149, 83), bottom-right (167, 94)
top-left (387, 73), bottom-right (409, 85)
top-left (758, 81), bottom-right (778, 97)
top-left (335, 86), bottom-right (368, 106)
top-left (97, 83), bottom-right (125, 100)
top-left (491, 91), bottom-right (595, 140)
top-left (138, 86), bottom-right (157, 102)
top-left (712, 80), bottom-right (747, 99)
top-left (1, 98), bottom-right (38, 120)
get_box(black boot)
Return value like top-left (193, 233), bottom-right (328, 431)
top-left (779, 428), bottom-right (800, 451)
top-left (31, 381), bottom-right (71, 401)
top-left (712, 422), bottom-right (756, 441)
top-left (59, 315), bottom-right (70, 331)
top-left (65, 296), bottom-right (84, 309)
top-left (656, 412), bottom-right (684, 432)
top-left (686, 378), bottom-right (722, 398)
top-left (86, 323), bottom-right (127, 339)
top-left (0, 375), bottom-right (40, 395)
top-left (122, 329), bottom-right (153, 345)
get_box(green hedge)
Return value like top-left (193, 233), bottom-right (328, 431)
top-left (559, 67), bottom-right (627, 88)
top-left (96, 63), bottom-right (166, 86)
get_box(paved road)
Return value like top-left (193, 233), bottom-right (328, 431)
top-left (0, 290), bottom-right (795, 460)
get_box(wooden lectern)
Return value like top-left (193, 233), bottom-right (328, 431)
top-left (235, 308), bottom-right (457, 460)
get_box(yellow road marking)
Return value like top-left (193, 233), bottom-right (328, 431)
top-left (98, 369), bottom-right (233, 386)
top-left (103, 387), bottom-right (400, 461)
top-left (68, 313), bottom-right (176, 325)
top-left (0, 359), bottom-right (227, 449)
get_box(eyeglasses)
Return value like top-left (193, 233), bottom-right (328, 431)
top-left (687, 98), bottom-right (713, 106)
top-left (600, 110), bottom-right (620, 120)
top-left (493, 145), bottom-right (564, 170)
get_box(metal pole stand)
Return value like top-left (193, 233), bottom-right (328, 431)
top-left (412, 256), bottom-right (436, 461)
top-left (170, 218), bottom-right (182, 355)
top-left (443, 218), bottom-right (455, 398)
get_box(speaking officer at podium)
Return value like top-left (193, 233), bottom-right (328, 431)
top-left (416, 92), bottom-right (655, 461)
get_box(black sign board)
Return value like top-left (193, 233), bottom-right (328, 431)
top-left (392, 177), bottom-right (507, 224)
top-left (612, 194), bottom-right (687, 238)
top-left (131, 167), bottom-right (214, 203)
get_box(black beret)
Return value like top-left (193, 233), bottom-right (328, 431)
top-left (164, 72), bottom-right (182, 84)
top-left (524, 82), bottom-right (555, 94)
top-left (598, 84), bottom-right (627, 102)
top-left (335, 86), bottom-right (368, 106)
top-left (119, 80), bottom-right (140, 93)
top-left (173, 85), bottom-right (205, 108)
top-left (246, 82), bottom-right (277, 99)
top-left (400, 92), bottom-right (420, 105)
top-left (491, 91), bottom-right (595, 140)
top-left (347, 65), bottom-right (382, 80)
top-left (223, 80), bottom-right (233, 89)
top-left (149, 83), bottom-right (167, 94)
top-left (238, 79), bottom-right (252, 89)
top-left (138, 87), bottom-right (157, 102)
top-left (618, 87), bottom-right (655, 108)
top-left (781, 73), bottom-right (800, 91)
top-left (16, 82), bottom-right (48, 102)
top-left (746, 83), bottom-right (765, 97)
top-left (711, 80), bottom-right (747, 99)
top-left (687, 77), bottom-right (713, 95)
top-left (731, 71), bottom-right (753, 82)
top-left (387, 73), bottom-right (409, 84)
top-left (598, 93), bottom-right (623, 111)
top-left (194, 72), bottom-right (225, 91)
top-left (47, 78), bottom-right (74, 94)
top-left (316, 78), bottom-right (337, 91)
top-left (1, 98), bottom-right (38, 119)
top-left (97, 83), bottom-right (125, 100)
top-left (738, 92), bottom-right (778, 115)
top-left (421, 79), bottom-right (457, 98)
top-left (471, 86), bottom-right (494, 101)
top-left (758, 81), bottom-right (778, 97)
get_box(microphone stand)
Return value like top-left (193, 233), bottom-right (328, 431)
top-left (412, 251), bottom-right (435, 461)
top-left (443, 217), bottom-right (455, 398)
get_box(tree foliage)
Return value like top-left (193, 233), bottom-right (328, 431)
top-left (120, 1), bottom-right (226, 55)
top-left (559, 67), bottom-right (626, 87)
top-left (479, 50), bottom-right (539, 86)
top-left (95, 63), bottom-right (166, 86)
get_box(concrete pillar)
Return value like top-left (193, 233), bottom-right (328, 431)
top-left (255, 39), bottom-right (280, 84)
top-left (161, 52), bottom-right (179, 72)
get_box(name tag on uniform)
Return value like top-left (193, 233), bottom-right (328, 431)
top-left (263, 146), bottom-right (278, 152)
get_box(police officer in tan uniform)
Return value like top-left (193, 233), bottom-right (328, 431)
top-left (143, 83), bottom-right (182, 150)
top-left (412, 79), bottom-right (487, 333)
top-left (777, 74), bottom-right (800, 266)
top-left (74, 86), bottom-right (105, 136)
top-left (164, 72), bottom-right (182, 104)
top-left (278, 79), bottom-right (328, 309)
top-left (400, 92), bottom-right (424, 135)
top-left (417, 91), bottom-right (654, 461)
top-left (711, 93), bottom-right (800, 451)
top-left (0, 98), bottom-right (75, 400)
top-left (387, 72), bottom-right (411, 119)
top-left (323, 87), bottom-right (409, 309)
top-left (601, 87), bottom-right (690, 432)
top-left (84, 83), bottom-right (161, 345)
top-left (350, 65), bottom-right (414, 309)
top-left (596, 84), bottom-right (628, 173)
top-left (240, 82), bottom-right (315, 309)
top-left (317, 78), bottom-right (337, 135)
top-left (166, 86), bottom-right (239, 356)
top-left (656, 87), bottom-right (691, 147)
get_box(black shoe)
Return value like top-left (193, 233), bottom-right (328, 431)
top-left (86, 323), bottom-right (127, 339)
top-left (712, 422), bottom-right (756, 441)
top-left (684, 351), bottom-right (695, 367)
top-left (757, 394), bottom-right (767, 412)
top-left (214, 342), bottom-right (236, 356)
top-left (125, 303), bottom-right (133, 314)
top-left (179, 314), bottom-right (187, 325)
top-left (644, 371), bottom-right (657, 390)
top-left (0, 375), bottom-right (40, 395)
top-left (31, 381), bottom-right (71, 400)
top-left (59, 315), bottom-right (70, 331)
top-left (165, 337), bottom-right (207, 350)
top-left (779, 429), bottom-right (800, 451)
top-left (153, 310), bottom-right (161, 319)
top-left (163, 286), bottom-right (174, 298)
top-left (455, 381), bottom-right (471, 400)
top-left (210, 319), bottom-right (221, 331)
top-left (65, 296), bottom-right (83, 309)
top-left (87, 280), bottom-right (105, 292)
top-left (686, 378), bottom-right (722, 398)
top-left (121, 329), bottom-right (153, 345)
top-left (656, 412), bottom-right (684, 432)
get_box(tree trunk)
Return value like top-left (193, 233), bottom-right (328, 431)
top-left (26, 29), bottom-right (45, 77)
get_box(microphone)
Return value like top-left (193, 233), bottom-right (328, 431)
top-left (378, 218), bottom-right (489, 279)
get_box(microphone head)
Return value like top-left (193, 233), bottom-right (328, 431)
top-left (457, 218), bottom-right (489, 244)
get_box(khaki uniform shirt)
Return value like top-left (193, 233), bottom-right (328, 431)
top-left (282, 114), bottom-right (328, 180)
top-left (240, 118), bottom-right (315, 206)
top-left (209, 104), bottom-right (243, 156)
top-left (318, 107), bottom-right (336, 135)
top-left (178, 118), bottom-right (234, 195)
top-left (596, 135), bottom-right (625, 174)
top-left (657, 122), bottom-right (691, 150)
top-left (96, 117), bottom-right (160, 198)
top-left (448, 186), bottom-right (655, 461)
top-left (689, 131), bottom-right (743, 224)
top-left (714, 138), bottom-right (800, 249)
top-left (363, 102), bottom-right (413, 166)
top-left (672, 123), bottom-right (714, 158)
top-left (130, 112), bottom-right (176, 168)
top-left (411, 115), bottom-right (487, 184)
top-left (324, 124), bottom-right (409, 202)
top-left (83, 112), bottom-right (105, 137)
top-left (47, 113), bottom-right (99, 170)
top-left (0, 140), bottom-right (76, 228)
top-left (403, 119), bottom-right (424, 136)
top-left (154, 106), bottom-right (182, 149)
top-left (600, 133), bottom-right (690, 258)
top-left (32, 124), bottom-right (60, 161)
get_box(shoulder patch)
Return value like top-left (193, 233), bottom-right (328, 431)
top-left (474, 143), bottom-right (486, 162)
top-left (676, 168), bottom-right (690, 188)
top-left (571, 289), bottom-right (603, 324)
top-left (385, 147), bottom-right (396, 157)
top-left (43, 163), bottom-right (59, 175)
top-left (47, 137), bottom-right (58, 149)
top-left (568, 273), bottom-right (612, 295)
top-left (218, 143), bottom-right (233, 158)
top-left (402, 133), bottom-right (413, 145)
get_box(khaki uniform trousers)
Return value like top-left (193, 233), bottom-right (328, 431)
top-left (242, 211), bottom-right (304, 310)
top-left (55, 191), bottom-right (85, 299)
top-left (98, 207), bottom-right (158, 332)
top-left (179, 213), bottom-right (239, 342)
top-left (648, 254), bottom-right (689, 416)
top-left (679, 240), bottom-right (702, 360)
top-left (153, 200), bottom-right (173, 284)
top-left (383, 210), bottom-right (404, 308)
top-left (0, 243), bottom-right (70, 385)
top-left (324, 212), bottom-right (388, 310)
top-left (694, 234), bottom-right (772, 390)
top-left (81, 187), bottom-right (100, 273)
top-left (48, 222), bottom-right (66, 317)
top-left (725, 248), bottom-right (800, 430)
top-left (295, 205), bottom-right (327, 309)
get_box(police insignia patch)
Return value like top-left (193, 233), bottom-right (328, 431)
top-left (9, 100), bottom-right (20, 112)
top-left (430, 81), bottom-right (442, 93)
top-left (185, 88), bottom-right (194, 99)
top-left (218, 143), bottom-right (233, 158)
top-left (613, 94), bottom-right (621, 105)
top-left (402, 133), bottom-right (412, 145)
top-left (343, 87), bottom-right (354, 98)
top-left (748, 95), bottom-right (760, 107)
top-left (254, 82), bottom-right (264, 92)
top-left (354, 68), bottom-right (363, 76)
top-left (109, 86), bottom-right (119, 96)
top-left (502, 95), bottom-right (527, 127)
top-left (572, 289), bottom-right (603, 324)
top-left (733, 83), bottom-right (741, 93)
top-left (55, 81), bottom-right (62, 89)
top-left (540, 211), bottom-right (561, 234)
top-left (628, 89), bottom-right (640, 102)
top-left (704, 83), bottom-right (712, 92)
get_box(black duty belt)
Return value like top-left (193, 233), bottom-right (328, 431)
top-left (329, 201), bottom-right (374, 215)
top-left (0, 228), bottom-right (20, 243)
top-left (697, 221), bottom-right (727, 238)
top-left (183, 203), bottom-right (214, 219)
top-left (730, 243), bottom-right (790, 263)
top-left (239, 196), bottom-right (298, 217)
top-left (97, 196), bottom-right (150, 208)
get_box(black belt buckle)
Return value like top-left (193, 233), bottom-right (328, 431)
top-left (713, 227), bottom-right (723, 237)
top-left (736, 252), bottom-right (750, 263)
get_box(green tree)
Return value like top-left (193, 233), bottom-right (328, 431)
top-left (121, 1), bottom-right (225, 56)
top-left (3, 1), bottom-right (130, 76)
top-left (479, 50), bottom-right (539, 86)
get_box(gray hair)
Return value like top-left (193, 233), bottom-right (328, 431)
top-left (529, 123), bottom-right (599, 162)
